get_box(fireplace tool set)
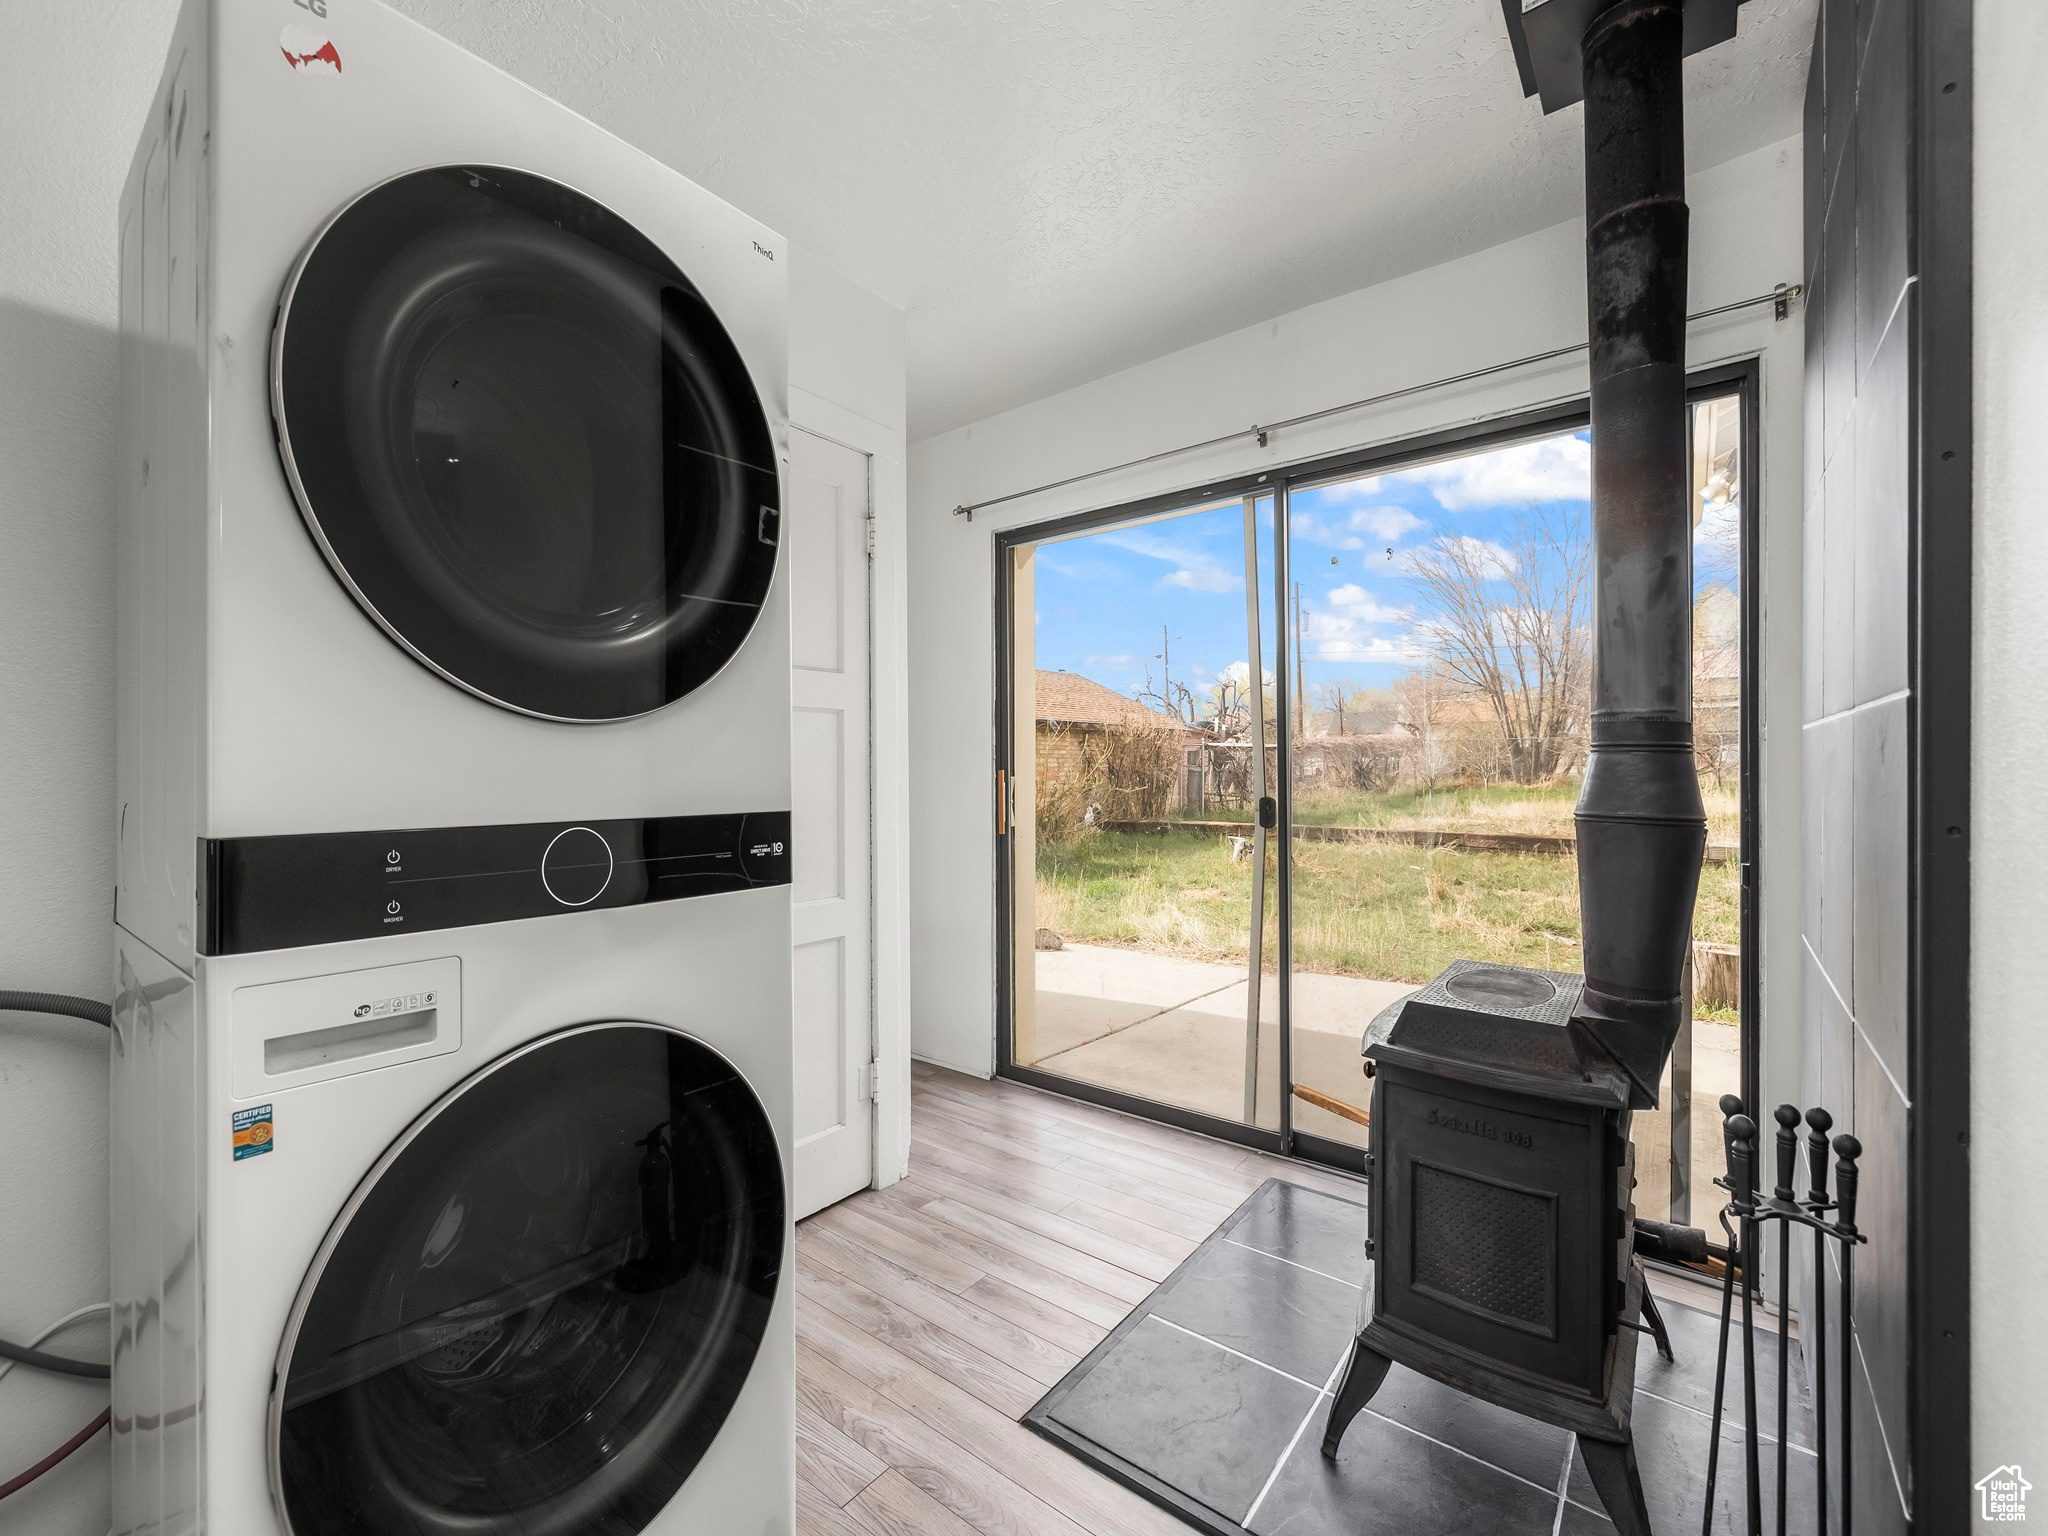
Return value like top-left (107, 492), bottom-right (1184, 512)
top-left (1703, 1098), bottom-right (1865, 1536)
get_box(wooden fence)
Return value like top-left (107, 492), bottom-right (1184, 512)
top-left (1099, 818), bottom-right (1739, 866)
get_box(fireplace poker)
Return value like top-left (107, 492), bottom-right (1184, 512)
top-left (1772, 1104), bottom-right (1803, 1534)
top-left (1804, 1107), bottom-right (1834, 1536)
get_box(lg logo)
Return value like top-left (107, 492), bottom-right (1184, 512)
top-left (292, 0), bottom-right (328, 17)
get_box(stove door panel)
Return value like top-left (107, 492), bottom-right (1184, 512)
top-left (1372, 1071), bottom-right (1613, 1398)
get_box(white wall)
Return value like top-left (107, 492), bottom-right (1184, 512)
top-left (907, 137), bottom-right (1809, 1127)
top-left (1971, 0), bottom-right (2048, 1484)
top-left (0, 10), bottom-right (904, 1533)
top-left (0, 11), bottom-right (172, 1533)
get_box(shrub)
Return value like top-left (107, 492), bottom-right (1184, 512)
top-left (1077, 723), bottom-right (1182, 821)
top-left (1035, 766), bottom-right (1092, 846)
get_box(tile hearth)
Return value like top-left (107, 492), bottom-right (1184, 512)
top-left (1025, 1179), bottom-right (1816, 1536)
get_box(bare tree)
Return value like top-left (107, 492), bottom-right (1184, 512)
top-left (1392, 661), bottom-right (1460, 788)
top-left (1313, 683), bottom-right (1388, 737)
top-left (1691, 580), bottom-right (1740, 789)
top-left (1209, 673), bottom-right (1247, 738)
top-left (1136, 667), bottom-right (1204, 730)
top-left (1402, 506), bottom-right (1590, 783)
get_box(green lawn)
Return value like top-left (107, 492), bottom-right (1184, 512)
top-left (1035, 827), bottom-right (1741, 1002)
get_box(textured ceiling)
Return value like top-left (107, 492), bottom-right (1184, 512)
top-left (387, 0), bottom-right (1817, 438)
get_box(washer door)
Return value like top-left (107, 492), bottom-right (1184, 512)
top-left (271, 1024), bottom-right (785, 1536)
top-left (273, 166), bottom-right (781, 722)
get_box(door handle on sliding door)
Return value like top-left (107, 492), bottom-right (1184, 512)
top-left (996, 769), bottom-right (1007, 836)
top-left (1258, 796), bottom-right (1277, 830)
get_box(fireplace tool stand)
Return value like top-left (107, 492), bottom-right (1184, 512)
top-left (1703, 1099), bottom-right (1864, 1536)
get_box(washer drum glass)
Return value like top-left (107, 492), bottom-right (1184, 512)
top-left (271, 1024), bottom-right (785, 1536)
top-left (273, 166), bottom-right (781, 721)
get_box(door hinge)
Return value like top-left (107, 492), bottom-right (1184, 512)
top-left (865, 518), bottom-right (877, 558)
top-left (856, 1060), bottom-right (882, 1104)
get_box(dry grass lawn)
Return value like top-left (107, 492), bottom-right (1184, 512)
top-left (1180, 775), bottom-right (1742, 848)
top-left (1034, 820), bottom-right (1741, 1016)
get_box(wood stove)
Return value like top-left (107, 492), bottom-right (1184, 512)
top-left (1324, 960), bottom-right (1665, 1530)
top-left (1319, 3), bottom-right (1754, 1531)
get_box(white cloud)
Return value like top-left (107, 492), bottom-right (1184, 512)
top-left (1353, 506), bottom-right (1425, 541)
top-left (1298, 584), bottom-right (1427, 665)
top-left (1290, 512), bottom-right (1367, 551)
top-left (1307, 634), bottom-right (1427, 665)
top-left (1308, 476), bottom-right (1384, 504)
top-left (1291, 504), bottom-right (1426, 552)
top-left (1162, 564), bottom-right (1240, 593)
top-left (1693, 495), bottom-right (1741, 584)
top-left (1405, 535), bottom-right (1518, 580)
top-left (1459, 535), bottom-right (1518, 578)
top-left (1398, 435), bottom-right (1590, 510)
top-left (1099, 528), bottom-right (1241, 593)
top-left (1323, 584), bottom-right (1409, 625)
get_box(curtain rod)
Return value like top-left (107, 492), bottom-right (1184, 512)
top-left (950, 282), bottom-right (1800, 520)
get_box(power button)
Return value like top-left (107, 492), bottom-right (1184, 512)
top-left (541, 826), bottom-right (614, 907)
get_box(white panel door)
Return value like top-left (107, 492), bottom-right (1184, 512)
top-left (789, 428), bottom-right (874, 1217)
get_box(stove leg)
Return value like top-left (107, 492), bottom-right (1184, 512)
top-left (1576, 1433), bottom-right (1653, 1536)
top-left (1639, 1282), bottom-right (1676, 1363)
top-left (1319, 1337), bottom-right (1393, 1459)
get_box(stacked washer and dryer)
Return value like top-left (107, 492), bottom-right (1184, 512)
top-left (112, 2), bottom-right (796, 1532)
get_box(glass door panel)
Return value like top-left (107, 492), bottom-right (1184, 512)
top-left (1276, 401), bottom-right (1749, 1213)
top-left (1630, 389), bottom-right (1748, 1226)
top-left (1279, 427), bottom-right (1598, 1153)
top-left (1004, 495), bottom-right (1278, 1132)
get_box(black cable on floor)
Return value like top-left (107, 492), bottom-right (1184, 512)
top-left (0, 1338), bottom-right (109, 1381)
top-left (0, 991), bottom-right (111, 1028)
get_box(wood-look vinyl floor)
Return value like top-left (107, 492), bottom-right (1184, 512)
top-left (794, 1062), bottom-right (1368, 1536)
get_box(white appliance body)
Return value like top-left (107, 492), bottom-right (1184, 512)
top-left (116, 0), bottom-right (790, 969)
top-left (113, 901), bottom-right (795, 1536)
top-left (113, 0), bottom-right (796, 1531)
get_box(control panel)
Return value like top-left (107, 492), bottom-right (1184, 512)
top-left (200, 811), bottom-right (791, 956)
top-left (230, 955), bottom-right (461, 1097)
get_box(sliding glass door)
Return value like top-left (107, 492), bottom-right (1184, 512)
top-left (1277, 430), bottom-right (1603, 1159)
top-left (1000, 494), bottom-right (1282, 1135)
top-left (999, 372), bottom-right (1757, 1208)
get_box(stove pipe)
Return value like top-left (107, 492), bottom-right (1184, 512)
top-left (1568, 0), bottom-right (1708, 1108)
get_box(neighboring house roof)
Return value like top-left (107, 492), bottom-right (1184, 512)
top-left (1310, 704), bottom-right (1399, 737)
top-left (1397, 694), bottom-right (1500, 731)
top-left (1034, 670), bottom-right (1185, 730)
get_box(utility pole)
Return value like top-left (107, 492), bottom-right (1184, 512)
top-left (1293, 582), bottom-right (1306, 741)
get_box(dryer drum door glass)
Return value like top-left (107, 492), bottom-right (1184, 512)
top-left (274, 166), bottom-right (781, 722)
top-left (273, 1024), bottom-right (785, 1536)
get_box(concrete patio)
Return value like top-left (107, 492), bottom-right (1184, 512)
top-left (1020, 941), bottom-right (1740, 1213)
top-left (1021, 942), bottom-right (1415, 1145)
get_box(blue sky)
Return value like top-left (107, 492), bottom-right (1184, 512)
top-left (1031, 428), bottom-right (1603, 708)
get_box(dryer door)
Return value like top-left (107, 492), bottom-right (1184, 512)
top-left (271, 1023), bottom-right (785, 1536)
top-left (273, 166), bottom-right (781, 722)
